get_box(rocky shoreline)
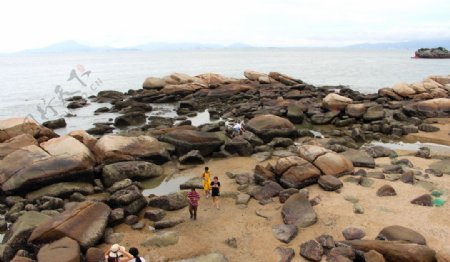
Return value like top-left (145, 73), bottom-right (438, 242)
top-left (0, 71), bottom-right (449, 261)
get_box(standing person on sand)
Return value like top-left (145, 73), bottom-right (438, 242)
top-left (105, 244), bottom-right (133, 262)
top-left (210, 176), bottom-right (221, 209)
top-left (187, 187), bottom-right (201, 220)
top-left (202, 167), bottom-right (212, 198)
top-left (128, 247), bottom-right (145, 262)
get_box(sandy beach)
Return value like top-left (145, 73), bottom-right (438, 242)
top-left (104, 150), bottom-right (450, 261)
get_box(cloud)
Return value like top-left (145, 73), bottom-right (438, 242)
top-left (0, 0), bottom-right (449, 52)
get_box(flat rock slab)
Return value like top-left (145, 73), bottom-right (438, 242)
top-left (173, 252), bottom-right (228, 262)
top-left (93, 134), bottom-right (170, 164)
top-left (29, 201), bottom-right (111, 249)
top-left (141, 231), bottom-right (179, 247)
top-left (281, 193), bottom-right (317, 228)
top-left (341, 240), bottom-right (436, 262)
top-left (37, 237), bottom-right (80, 262)
top-left (377, 225), bottom-right (426, 245)
top-left (272, 224), bottom-right (298, 243)
top-left (26, 182), bottom-right (94, 201)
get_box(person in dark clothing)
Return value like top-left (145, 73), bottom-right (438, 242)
top-left (210, 176), bottom-right (221, 209)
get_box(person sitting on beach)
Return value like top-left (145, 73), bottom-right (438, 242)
top-left (187, 187), bottom-right (201, 220)
top-left (210, 176), bottom-right (221, 209)
top-left (202, 167), bottom-right (212, 198)
top-left (105, 244), bottom-right (133, 262)
top-left (128, 247), bottom-right (145, 262)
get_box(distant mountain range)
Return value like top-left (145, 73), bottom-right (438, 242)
top-left (346, 39), bottom-right (450, 49)
top-left (17, 40), bottom-right (253, 54)
top-left (11, 39), bottom-right (450, 53)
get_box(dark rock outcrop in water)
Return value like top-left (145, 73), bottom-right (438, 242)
top-left (415, 47), bottom-right (450, 59)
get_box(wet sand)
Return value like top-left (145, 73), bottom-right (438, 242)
top-left (100, 151), bottom-right (450, 261)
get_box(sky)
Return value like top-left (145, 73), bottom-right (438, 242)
top-left (0, 0), bottom-right (449, 52)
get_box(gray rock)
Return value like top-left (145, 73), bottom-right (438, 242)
top-left (300, 240), bottom-right (324, 261)
top-left (341, 149), bottom-right (375, 168)
top-left (179, 177), bottom-right (203, 190)
top-left (281, 193), bottom-right (317, 228)
top-left (342, 227), bottom-right (366, 240)
top-left (275, 247), bottom-right (295, 262)
top-left (225, 237), bottom-right (237, 248)
top-left (141, 231), bottom-right (179, 247)
top-left (25, 182), bottom-right (94, 201)
top-left (144, 208), bottom-right (166, 222)
top-left (154, 218), bottom-right (185, 229)
top-left (235, 194), bottom-right (251, 205)
top-left (377, 225), bottom-right (426, 245)
top-left (318, 175), bottom-right (343, 191)
top-left (173, 252), bottom-right (228, 262)
top-left (376, 185), bottom-right (397, 196)
top-left (272, 224), bottom-right (298, 243)
top-left (102, 161), bottom-right (163, 187)
top-left (410, 194), bottom-right (433, 207)
top-left (179, 150), bottom-right (205, 165)
top-left (148, 192), bottom-right (189, 211)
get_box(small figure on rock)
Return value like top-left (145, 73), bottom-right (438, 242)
top-left (232, 120), bottom-right (246, 137)
top-left (187, 187), bottom-right (201, 220)
top-left (211, 176), bottom-right (221, 209)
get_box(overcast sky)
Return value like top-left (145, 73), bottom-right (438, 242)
top-left (1, 0), bottom-right (449, 52)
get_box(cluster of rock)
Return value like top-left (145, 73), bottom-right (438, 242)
top-left (415, 47), bottom-right (450, 59)
top-left (0, 118), bottom-right (186, 261)
top-left (287, 225), bottom-right (441, 262)
top-left (60, 71), bottom-right (449, 147)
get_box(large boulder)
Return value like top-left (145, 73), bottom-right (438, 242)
top-left (342, 240), bottom-right (436, 262)
top-left (246, 114), bottom-right (297, 143)
top-left (346, 104), bottom-right (366, 118)
top-left (274, 156), bottom-right (309, 175)
top-left (114, 112), bottom-right (147, 127)
top-left (280, 162), bottom-right (321, 189)
top-left (37, 237), bottom-right (80, 262)
top-left (322, 93), bottom-right (353, 111)
top-left (93, 135), bottom-right (170, 164)
top-left (1, 136), bottom-right (95, 193)
top-left (159, 129), bottom-right (224, 156)
top-left (403, 98), bottom-right (450, 118)
top-left (224, 137), bottom-right (253, 156)
top-left (363, 105), bottom-right (385, 121)
top-left (143, 77), bottom-right (166, 90)
top-left (148, 192), bottom-right (189, 211)
top-left (340, 149), bottom-right (375, 168)
top-left (429, 159), bottom-right (450, 174)
top-left (252, 181), bottom-right (283, 201)
top-left (297, 145), bottom-right (331, 162)
top-left (109, 185), bottom-right (147, 214)
top-left (377, 225), bottom-right (426, 245)
top-left (313, 152), bottom-right (354, 177)
top-left (68, 130), bottom-right (97, 152)
top-left (102, 161), bottom-right (163, 187)
top-left (392, 82), bottom-right (416, 97)
top-left (0, 134), bottom-right (37, 160)
top-left (2, 211), bottom-right (51, 254)
top-left (0, 117), bottom-right (58, 143)
top-left (28, 201), bottom-right (111, 249)
top-left (281, 193), bottom-right (317, 228)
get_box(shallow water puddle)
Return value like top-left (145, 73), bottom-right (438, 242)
top-left (141, 175), bottom-right (194, 196)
